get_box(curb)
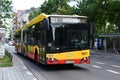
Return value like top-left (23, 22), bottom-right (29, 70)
top-left (4, 49), bottom-right (39, 80)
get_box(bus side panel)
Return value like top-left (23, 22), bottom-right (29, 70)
top-left (27, 45), bottom-right (40, 62)
top-left (34, 46), bottom-right (40, 63)
top-left (17, 44), bottom-right (22, 54)
top-left (27, 46), bottom-right (35, 60)
top-left (46, 49), bottom-right (90, 65)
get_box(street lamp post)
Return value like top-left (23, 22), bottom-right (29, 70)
top-left (118, 26), bottom-right (120, 53)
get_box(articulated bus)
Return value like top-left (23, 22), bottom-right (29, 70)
top-left (14, 13), bottom-right (92, 65)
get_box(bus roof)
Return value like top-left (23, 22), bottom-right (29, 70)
top-left (24, 13), bottom-right (88, 28)
top-left (15, 28), bottom-right (22, 33)
top-left (24, 13), bottom-right (48, 28)
top-left (48, 14), bottom-right (88, 18)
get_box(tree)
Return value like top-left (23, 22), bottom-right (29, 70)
top-left (107, 0), bottom-right (120, 33)
top-left (0, 0), bottom-right (13, 28)
top-left (29, 8), bottom-right (41, 20)
top-left (75, 0), bottom-right (120, 34)
top-left (29, 0), bottom-right (78, 20)
top-left (40, 0), bottom-right (74, 15)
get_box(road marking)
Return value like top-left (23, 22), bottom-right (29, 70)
top-left (33, 78), bottom-right (37, 80)
top-left (104, 56), bottom-right (111, 59)
top-left (107, 70), bottom-right (120, 74)
top-left (96, 62), bottom-right (105, 65)
top-left (25, 71), bottom-right (33, 75)
top-left (94, 55), bottom-right (100, 57)
top-left (112, 65), bottom-right (120, 68)
top-left (23, 66), bottom-right (27, 69)
top-left (92, 65), bottom-right (101, 68)
top-left (116, 58), bottom-right (120, 60)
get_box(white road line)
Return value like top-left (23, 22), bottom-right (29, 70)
top-left (92, 65), bottom-right (101, 68)
top-left (96, 62), bottom-right (105, 65)
top-left (107, 70), bottom-right (120, 74)
top-left (112, 65), bottom-right (120, 68)
top-left (23, 66), bottom-right (27, 69)
top-left (33, 78), bottom-right (37, 80)
top-left (104, 56), bottom-right (111, 59)
top-left (94, 55), bottom-right (100, 57)
top-left (116, 58), bottom-right (120, 60)
top-left (25, 71), bottom-right (33, 75)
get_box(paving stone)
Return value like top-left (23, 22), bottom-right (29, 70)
top-left (0, 66), bottom-right (39, 80)
top-left (0, 69), bottom-right (3, 80)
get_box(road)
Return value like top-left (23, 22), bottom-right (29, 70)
top-left (5, 44), bottom-right (120, 80)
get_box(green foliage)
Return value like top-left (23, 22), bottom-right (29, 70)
top-left (0, 52), bottom-right (13, 67)
top-left (0, 0), bottom-right (13, 27)
top-left (31, 0), bottom-right (75, 16)
top-left (75, 0), bottom-right (120, 34)
top-left (29, 8), bottom-right (41, 20)
top-left (40, 0), bottom-right (74, 15)
top-left (0, 20), bottom-right (7, 29)
top-left (29, 0), bottom-right (120, 35)
top-left (0, 0), bottom-right (13, 18)
top-left (29, 0), bottom-right (75, 20)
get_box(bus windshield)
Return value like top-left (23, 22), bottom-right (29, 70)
top-left (47, 23), bottom-right (89, 52)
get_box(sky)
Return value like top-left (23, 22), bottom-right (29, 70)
top-left (12, 0), bottom-right (76, 11)
top-left (12, 0), bottom-right (45, 10)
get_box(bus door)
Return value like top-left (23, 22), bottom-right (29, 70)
top-left (39, 27), bottom-right (46, 62)
top-left (26, 38), bottom-right (34, 59)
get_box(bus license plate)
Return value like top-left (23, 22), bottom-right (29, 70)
top-left (65, 61), bottom-right (74, 64)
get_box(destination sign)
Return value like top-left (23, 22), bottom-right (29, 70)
top-left (51, 17), bottom-right (86, 24)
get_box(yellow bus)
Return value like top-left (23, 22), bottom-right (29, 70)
top-left (14, 13), bottom-right (92, 65)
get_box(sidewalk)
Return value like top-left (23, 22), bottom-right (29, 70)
top-left (0, 66), bottom-right (37, 80)
top-left (0, 45), bottom-right (38, 80)
top-left (91, 49), bottom-right (120, 55)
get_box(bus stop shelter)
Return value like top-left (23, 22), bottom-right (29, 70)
top-left (99, 33), bottom-right (120, 53)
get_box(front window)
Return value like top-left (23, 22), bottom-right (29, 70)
top-left (47, 23), bottom-right (89, 52)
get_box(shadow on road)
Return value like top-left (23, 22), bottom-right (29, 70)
top-left (40, 64), bottom-right (89, 71)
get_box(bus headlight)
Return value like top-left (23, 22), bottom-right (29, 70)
top-left (83, 57), bottom-right (87, 60)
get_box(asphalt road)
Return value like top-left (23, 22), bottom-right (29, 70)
top-left (5, 44), bottom-right (120, 80)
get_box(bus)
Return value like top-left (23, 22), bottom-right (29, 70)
top-left (14, 13), bottom-right (92, 65)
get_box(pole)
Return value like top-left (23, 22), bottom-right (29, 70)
top-left (104, 37), bottom-right (107, 52)
top-left (117, 37), bottom-right (120, 53)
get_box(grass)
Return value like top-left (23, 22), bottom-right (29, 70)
top-left (0, 52), bottom-right (13, 67)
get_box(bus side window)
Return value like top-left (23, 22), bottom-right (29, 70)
top-left (27, 39), bottom-right (32, 45)
top-left (27, 38), bottom-right (34, 46)
top-left (27, 39), bottom-right (30, 45)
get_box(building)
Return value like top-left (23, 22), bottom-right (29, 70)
top-left (13, 8), bottom-right (38, 31)
top-left (12, 8), bottom-right (38, 40)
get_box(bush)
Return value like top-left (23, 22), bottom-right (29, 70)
top-left (0, 52), bottom-right (13, 67)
